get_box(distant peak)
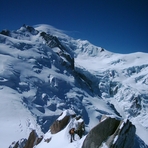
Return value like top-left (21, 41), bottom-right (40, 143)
top-left (34, 24), bottom-right (69, 39)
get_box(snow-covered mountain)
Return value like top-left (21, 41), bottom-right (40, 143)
top-left (0, 24), bottom-right (148, 148)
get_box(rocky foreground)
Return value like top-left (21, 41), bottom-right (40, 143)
top-left (9, 110), bottom-right (136, 148)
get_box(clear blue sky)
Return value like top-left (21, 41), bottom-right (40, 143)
top-left (0, 0), bottom-right (148, 53)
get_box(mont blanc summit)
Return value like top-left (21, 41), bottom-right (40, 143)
top-left (0, 24), bottom-right (148, 148)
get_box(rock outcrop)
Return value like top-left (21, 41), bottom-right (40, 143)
top-left (9, 138), bottom-right (27, 148)
top-left (82, 116), bottom-right (136, 148)
top-left (0, 29), bottom-right (10, 36)
top-left (50, 110), bottom-right (76, 134)
top-left (9, 130), bottom-right (43, 148)
top-left (106, 119), bottom-right (136, 148)
top-left (24, 130), bottom-right (43, 148)
top-left (40, 31), bottom-right (74, 69)
top-left (22, 24), bottom-right (39, 35)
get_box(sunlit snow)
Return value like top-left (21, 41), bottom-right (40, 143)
top-left (0, 24), bottom-right (148, 147)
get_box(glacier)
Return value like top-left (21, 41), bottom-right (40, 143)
top-left (0, 24), bottom-right (148, 148)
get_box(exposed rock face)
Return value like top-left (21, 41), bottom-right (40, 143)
top-left (23, 24), bottom-right (39, 35)
top-left (0, 29), bottom-right (10, 36)
top-left (50, 110), bottom-right (76, 134)
top-left (40, 31), bottom-right (74, 69)
top-left (9, 139), bottom-right (27, 148)
top-left (106, 119), bottom-right (136, 148)
top-left (50, 115), bottom-right (70, 134)
top-left (82, 116), bottom-right (120, 148)
top-left (82, 116), bottom-right (136, 148)
top-left (9, 130), bottom-right (43, 148)
top-left (129, 95), bottom-right (142, 117)
top-left (40, 32), bottom-right (66, 51)
top-left (24, 130), bottom-right (43, 148)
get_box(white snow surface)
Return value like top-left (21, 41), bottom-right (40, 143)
top-left (0, 24), bottom-right (148, 147)
top-left (36, 118), bottom-right (85, 148)
top-left (57, 109), bottom-right (75, 121)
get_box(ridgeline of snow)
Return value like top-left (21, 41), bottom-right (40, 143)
top-left (36, 115), bottom-right (86, 148)
top-left (0, 24), bottom-right (148, 147)
top-left (57, 109), bottom-right (75, 121)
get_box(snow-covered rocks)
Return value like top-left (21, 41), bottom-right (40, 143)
top-left (0, 24), bottom-right (148, 147)
top-left (9, 130), bottom-right (43, 148)
top-left (50, 110), bottom-right (76, 134)
top-left (10, 114), bottom-right (136, 148)
top-left (32, 110), bottom-right (84, 148)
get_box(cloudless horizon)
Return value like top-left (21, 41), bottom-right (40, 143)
top-left (0, 0), bottom-right (148, 54)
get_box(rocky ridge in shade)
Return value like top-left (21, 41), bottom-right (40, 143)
top-left (82, 115), bottom-right (136, 148)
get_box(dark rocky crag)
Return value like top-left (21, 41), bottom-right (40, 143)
top-left (106, 119), bottom-right (136, 148)
top-left (50, 111), bottom-right (76, 134)
top-left (82, 116), bottom-right (136, 148)
top-left (40, 31), bottom-right (74, 69)
top-left (9, 130), bottom-right (43, 148)
top-left (24, 130), bottom-right (43, 148)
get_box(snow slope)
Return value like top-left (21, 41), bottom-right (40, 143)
top-left (0, 24), bottom-right (148, 147)
top-left (74, 46), bottom-right (148, 144)
top-left (74, 42), bottom-right (148, 145)
top-left (36, 115), bottom-right (86, 148)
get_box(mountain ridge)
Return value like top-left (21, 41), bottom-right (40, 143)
top-left (0, 24), bottom-right (148, 147)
